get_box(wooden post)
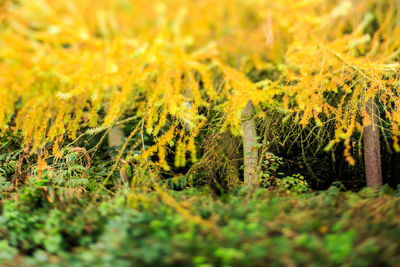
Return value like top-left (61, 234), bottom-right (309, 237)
top-left (108, 126), bottom-right (124, 148)
top-left (241, 100), bottom-right (259, 185)
top-left (363, 98), bottom-right (382, 188)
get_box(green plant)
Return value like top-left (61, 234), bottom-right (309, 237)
top-left (260, 152), bottom-right (283, 180)
top-left (260, 151), bottom-right (310, 194)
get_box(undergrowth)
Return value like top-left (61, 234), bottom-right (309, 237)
top-left (1, 183), bottom-right (400, 267)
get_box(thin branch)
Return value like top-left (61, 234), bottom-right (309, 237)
top-left (65, 114), bottom-right (141, 148)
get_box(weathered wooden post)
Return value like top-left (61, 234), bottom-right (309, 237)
top-left (241, 100), bottom-right (259, 185)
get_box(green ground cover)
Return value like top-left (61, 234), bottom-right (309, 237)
top-left (1, 181), bottom-right (400, 267)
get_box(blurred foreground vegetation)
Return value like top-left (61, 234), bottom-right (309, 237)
top-left (1, 178), bottom-right (400, 266)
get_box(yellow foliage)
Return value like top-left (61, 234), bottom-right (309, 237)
top-left (1, 0), bottom-right (400, 167)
